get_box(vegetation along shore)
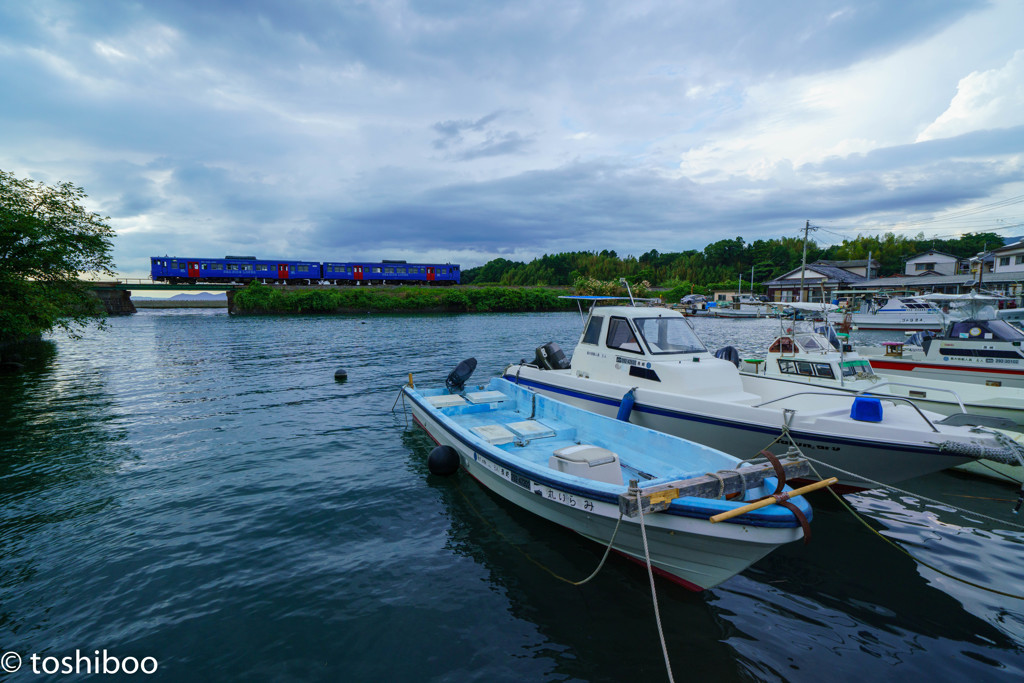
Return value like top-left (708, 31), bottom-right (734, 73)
top-left (229, 283), bottom-right (578, 315)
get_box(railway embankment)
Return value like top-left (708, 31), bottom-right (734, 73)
top-left (228, 283), bottom-right (576, 315)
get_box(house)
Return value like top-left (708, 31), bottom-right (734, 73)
top-left (904, 250), bottom-right (958, 276)
top-left (763, 261), bottom-right (868, 302)
top-left (992, 240), bottom-right (1024, 273)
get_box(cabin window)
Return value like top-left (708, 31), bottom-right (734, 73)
top-left (813, 363), bottom-right (835, 379)
top-left (769, 337), bottom-right (795, 353)
top-left (606, 318), bottom-right (643, 353)
top-left (582, 316), bottom-right (604, 345)
top-left (633, 317), bottom-right (706, 354)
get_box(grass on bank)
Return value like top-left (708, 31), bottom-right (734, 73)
top-left (231, 282), bottom-right (578, 314)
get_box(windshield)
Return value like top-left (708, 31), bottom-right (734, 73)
top-left (841, 360), bottom-right (875, 378)
top-left (633, 317), bottom-right (707, 355)
top-left (948, 319), bottom-right (1024, 342)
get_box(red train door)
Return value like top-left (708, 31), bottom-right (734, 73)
top-left (278, 264), bottom-right (289, 279)
top-left (426, 267), bottom-right (435, 281)
top-left (188, 261), bottom-right (200, 278)
top-left (354, 266), bottom-right (363, 281)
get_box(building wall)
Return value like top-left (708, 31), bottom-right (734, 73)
top-left (994, 247), bottom-right (1024, 273)
top-left (905, 253), bottom-right (957, 276)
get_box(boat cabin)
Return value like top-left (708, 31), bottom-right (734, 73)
top-left (566, 306), bottom-right (751, 398)
top-left (748, 330), bottom-right (876, 387)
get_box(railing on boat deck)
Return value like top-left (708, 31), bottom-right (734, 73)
top-left (854, 380), bottom-right (967, 413)
top-left (750, 391), bottom-right (940, 433)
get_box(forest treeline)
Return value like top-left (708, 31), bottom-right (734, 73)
top-left (462, 231), bottom-right (1006, 292)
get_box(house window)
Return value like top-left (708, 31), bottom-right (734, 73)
top-left (1000, 257), bottom-right (1011, 266)
top-left (1015, 256), bottom-right (1024, 265)
top-left (915, 262), bottom-right (935, 271)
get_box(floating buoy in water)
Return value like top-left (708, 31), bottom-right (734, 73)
top-left (428, 445), bottom-right (459, 475)
top-left (334, 367), bottom-right (348, 381)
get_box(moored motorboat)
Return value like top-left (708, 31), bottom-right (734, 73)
top-left (503, 299), bottom-right (1021, 492)
top-left (826, 295), bottom-right (951, 331)
top-left (404, 375), bottom-right (816, 590)
top-left (858, 294), bottom-right (1024, 388)
top-left (738, 324), bottom-right (1024, 427)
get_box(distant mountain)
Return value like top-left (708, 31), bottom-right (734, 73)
top-left (169, 292), bottom-right (227, 300)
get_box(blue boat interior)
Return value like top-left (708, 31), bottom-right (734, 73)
top-left (411, 377), bottom-right (811, 526)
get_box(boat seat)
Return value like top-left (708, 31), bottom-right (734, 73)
top-left (549, 445), bottom-right (623, 486)
top-left (505, 419), bottom-right (556, 440)
top-left (471, 424), bottom-right (515, 445)
top-left (465, 390), bottom-right (508, 404)
top-left (427, 394), bottom-right (468, 407)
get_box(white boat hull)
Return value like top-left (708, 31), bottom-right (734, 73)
top-left (503, 369), bottom-right (975, 492)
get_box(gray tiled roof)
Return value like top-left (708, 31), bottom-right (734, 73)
top-left (764, 262), bottom-right (866, 286)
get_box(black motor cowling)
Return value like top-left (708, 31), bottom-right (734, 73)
top-left (714, 345), bottom-right (741, 367)
top-left (533, 342), bottom-right (570, 370)
top-left (445, 357), bottom-right (477, 392)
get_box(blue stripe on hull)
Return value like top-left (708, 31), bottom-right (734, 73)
top-left (502, 373), bottom-right (956, 459)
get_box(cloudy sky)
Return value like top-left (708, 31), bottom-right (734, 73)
top-left (2, 0), bottom-right (1024, 277)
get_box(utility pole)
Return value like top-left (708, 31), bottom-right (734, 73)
top-left (799, 220), bottom-right (818, 302)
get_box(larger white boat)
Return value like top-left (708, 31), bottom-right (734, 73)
top-left (826, 295), bottom-right (951, 331)
top-left (503, 300), bottom-right (1019, 492)
top-left (858, 294), bottom-right (1024, 388)
top-left (404, 376), bottom-right (814, 591)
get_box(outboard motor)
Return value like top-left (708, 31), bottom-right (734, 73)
top-left (714, 345), bottom-right (741, 367)
top-left (445, 357), bottom-right (477, 392)
top-left (533, 342), bottom-right (569, 370)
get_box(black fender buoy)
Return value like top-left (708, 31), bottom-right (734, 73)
top-left (334, 367), bottom-right (348, 381)
top-left (428, 445), bottom-right (460, 476)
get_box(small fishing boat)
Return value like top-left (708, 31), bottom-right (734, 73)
top-left (826, 295), bottom-right (951, 331)
top-left (504, 297), bottom-right (1021, 492)
top-left (738, 324), bottom-right (1024, 427)
top-left (404, 373), bottom-right (819, 591)
top-left (858, 294), bottom-right (1024, 388)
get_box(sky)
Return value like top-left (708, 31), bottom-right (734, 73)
top-left (2, 0), bottom-right (1024, 277)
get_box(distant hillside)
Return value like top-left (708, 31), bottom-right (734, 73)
top-left (134, 292), bottom-right (227, 301)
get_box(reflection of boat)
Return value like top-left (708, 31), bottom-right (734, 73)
top-left (859, 294), bottom-right (1024, 388)
top-left (503, 300), bottom-right (1014, 492)
top-left (826, 295), bottom-right (951, 331)
top-left (404, 376), bottom-right (813, 590)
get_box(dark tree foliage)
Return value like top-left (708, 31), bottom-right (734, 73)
top-left (1, 170), bottom-right (116, 341)
top-left (460, 230), bottom-right (1003, 289)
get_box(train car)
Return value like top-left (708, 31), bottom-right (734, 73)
top-left (323, 261), bottom-right (460, 285)
top-left (150, 256), bottom-right (322, 284)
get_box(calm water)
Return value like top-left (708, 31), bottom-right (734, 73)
top-left (2, 310), bottom-right (1023, 681)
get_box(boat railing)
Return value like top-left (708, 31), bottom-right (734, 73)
top-left (751, 391), bottom-right (940, 432)
top-left (855, 380), bottom-right (966, 414)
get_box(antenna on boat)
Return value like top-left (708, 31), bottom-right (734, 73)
top-left (620, 278), bottom-right (636, 306)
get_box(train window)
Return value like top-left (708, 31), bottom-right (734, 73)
top-left (171, 260), bottom-right (179, 268)
top-left (242, 265), bottom-right (253, 272)
top-left (384, 268), bottom-right (394, 274)
top-left (397, 268), bottom-right (405, 274)
top-left (201, 263), bottom-right (208, 270)
top-left (297, 265), bottom-right (308, 273)
top-left (373, 267), bottom-right (382, 274)
top-left (227, 264), bottom-right (238, 271)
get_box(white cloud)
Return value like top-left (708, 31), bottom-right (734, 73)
top-left (918, 49), bottom-right (1024, 142)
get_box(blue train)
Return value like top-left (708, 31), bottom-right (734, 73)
top-left (150, 256), bottom-right (461, 285)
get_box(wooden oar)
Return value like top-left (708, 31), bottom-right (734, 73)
top-left (709, 477), bottom-right (838, 523)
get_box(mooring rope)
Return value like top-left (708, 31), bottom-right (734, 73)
top-left (772, 425), bottom-right (1024, 600)
top-left (452, 478), bottom-right (626, 586)
top-left (637, 498), bottom-right (675, 683)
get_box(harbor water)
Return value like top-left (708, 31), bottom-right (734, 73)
top-left (1, 310), bottom-right (1023, 681)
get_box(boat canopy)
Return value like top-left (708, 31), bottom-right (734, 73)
top-left (947, 318), bottom-right (1024, 342)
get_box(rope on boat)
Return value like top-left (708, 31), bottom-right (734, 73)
top-left (637, 494), bottom-right (675, 683)
top-left (452, 477), bottom-right (627, 586)
top-left (774, 426), bottom-right (1024, 600)
top-left (933, 435), bottom-right (1024, 465)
